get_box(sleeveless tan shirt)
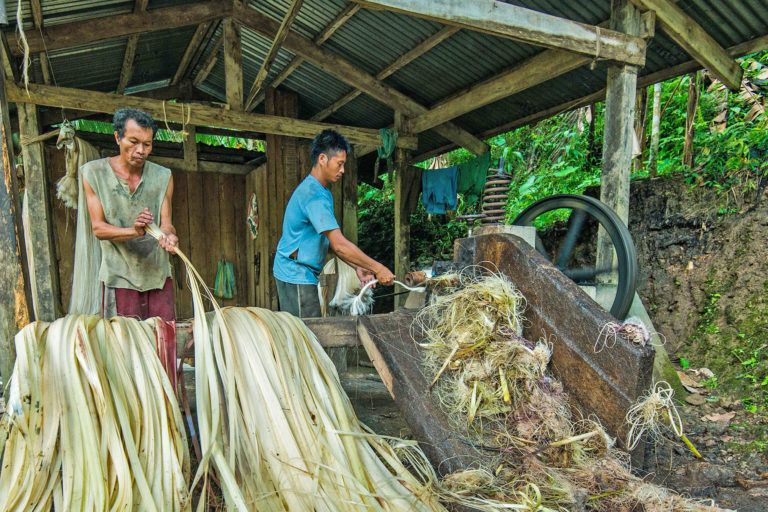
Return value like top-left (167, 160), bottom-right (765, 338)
top-left (82, 158), bottom-right (172, 291)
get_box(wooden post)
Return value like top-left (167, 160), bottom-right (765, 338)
top-left (342, 150), bottom-right (358, 244)
top-left (648, 82), bottom-right (662, 177)
top-left (183, 124), bottom-right (197, 171)
top-left (264, 88), bottom-right (300, 311)
top-left (597, 0), bottom-right (640, 290)
top-left (0, 76), bottom-right (31, 381)
top-left (223, 17), bottom-right (243, 110)
top-left (393, 112), bottom-right (412, 308)
top-left (683, 72), bottom-right (699, 168)
top-left (633, 87), bottom-right (648, 175)
top-left (18, 103), bottom-right (61, 321)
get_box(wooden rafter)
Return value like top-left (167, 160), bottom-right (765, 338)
top-left (629, 0), bottom-right (742, 90)
top-left (29, 0), bottom-right (51, 84)
top-left (409, 48), bottom-right (588, 134)
top-left (247, 3), bottom-right (361, 111)
top-left (4, 80), bottom-right (419, 149)
top-left (311, 25), bottom-right (459, 122)
top-left (237, 8), bottom-right (488, 155)
top-left (352, 0), bottom-right (646, 66)
top-left (171, 23), bottom-right (212, 85)
top-left (6, 0), bottom-right (230, 56)
top-left (244, 0), bottom-right (304, 109)
top-left (410, 33), bottom-right (768, 164)
top-left (116, 0), bottom-right (151, 94)
top-left (193, 37), bottom-right (224, 86)
top-left (223, 17), bottom-right (243, 109)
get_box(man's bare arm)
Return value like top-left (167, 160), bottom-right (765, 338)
top-left (83, 176), bottom-right (151, 242)
top-left (325, 229), bottom-right (395, 285)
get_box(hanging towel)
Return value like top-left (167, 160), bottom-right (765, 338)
top-left (457, 152), bottom-right (492, 206)
top-left (421, 166), bottom-right (458, 214)
top-left (214, 259), bottom-right (237, 299)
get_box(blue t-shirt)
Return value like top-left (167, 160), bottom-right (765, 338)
top-left (274, 175), bottom-right (340, 285)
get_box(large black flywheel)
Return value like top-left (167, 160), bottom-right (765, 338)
top-left (512, 194), bottom-right (638, 319)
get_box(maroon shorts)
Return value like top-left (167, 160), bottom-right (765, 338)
top-left (114, 277), bottom-right (176, 322)
top-left (113, 278), bottom-right (177, 390)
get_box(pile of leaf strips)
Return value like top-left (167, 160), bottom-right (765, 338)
top-left (0, 224), bottom-right (454, 511)
top-left (0, 315), bottom-right (190, 510)
top-left (415, 267), bottom-right (730, 512)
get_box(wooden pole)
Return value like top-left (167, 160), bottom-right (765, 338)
top-left (633, 87), bottom-right (648, 175)
top-left (648, 82), bottom-right (662, 177)
top-left (224, 17), bottom-right (243, 110)
top-left (342, 150), bottom-right (358, 244)
top-left (597, 0), bottom-right (640, 290)
top-left (393, 112), bottom-right (412, 309)
top-left (18, 103), bottom-right (61, 321)
top-left (683, 72), bottom-right (699, 168)
top-left (0, 76), bottom-right (31, 381)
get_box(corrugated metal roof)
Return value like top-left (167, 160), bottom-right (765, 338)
top-left (5, 0), bottom-right (768, 159)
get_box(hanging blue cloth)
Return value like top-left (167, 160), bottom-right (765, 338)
top-left (421, 166), bottom-right (458, 214)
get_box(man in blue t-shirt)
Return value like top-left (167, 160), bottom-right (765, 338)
top-left (274, 129), bottom-right (395, 317)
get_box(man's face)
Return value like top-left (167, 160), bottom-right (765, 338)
top-left (319, 150), bottom-right (346, 183)
top-left (115, 119), bottom-right (154, 167)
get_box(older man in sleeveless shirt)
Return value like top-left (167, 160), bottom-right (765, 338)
top-left (82, 108), bottom-right (178, 382)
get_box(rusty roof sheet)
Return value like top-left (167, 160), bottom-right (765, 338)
top-left (5, 0), bottom-right (768, 159)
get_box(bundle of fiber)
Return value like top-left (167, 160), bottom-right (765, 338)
top-left (318, 257), bottom-right (373, 316)
top-left (0, 315), bottom-right (190, 511)
top-left (142, 225), bottom-right (445, 511)
top-left (418, 269), bottom-right (732, 512)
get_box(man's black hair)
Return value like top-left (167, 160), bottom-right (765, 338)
top-left (113, 108), bottom-right (158, 138)
top-left (310, 129), bottom-right (350, 166)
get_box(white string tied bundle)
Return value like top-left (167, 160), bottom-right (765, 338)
top-left (348, 279), bottom-right (426, 316)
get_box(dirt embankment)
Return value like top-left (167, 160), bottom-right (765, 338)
top-left (627, 177), bottom-right (768, 510)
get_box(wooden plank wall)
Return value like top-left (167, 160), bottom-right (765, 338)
top-left (44, 144), bottom-right (249, 319)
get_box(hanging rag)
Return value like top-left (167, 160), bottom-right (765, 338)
top-left (457, 151), bottom-right (492, 206)
top-left (421, 166), bottom-right (458, 215)
top-left (374, 128), bottom-right (397, 181)
top-left (247, 193), bottom-right (259, 239)
top-left (214, 259), bottom-right (237, 299)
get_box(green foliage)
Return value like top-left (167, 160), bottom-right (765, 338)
top-left (69, 119), bottom-right (265, 151)
top-left (357, 173), bottom-right (468, 271)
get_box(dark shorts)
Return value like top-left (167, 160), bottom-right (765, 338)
top-left (113, 277), bottom-right (176, 322)
top-left (106, 277), bottom-right (177, 390)
top-left (276, 278), bottom-right (321, 318)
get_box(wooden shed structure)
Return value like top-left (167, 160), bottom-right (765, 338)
top-left (1, 0), bottom-right (767, 378)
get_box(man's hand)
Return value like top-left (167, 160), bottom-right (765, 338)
top-left (355, 266), bottom-right (376, 288)
top-left (134, 208), bottom-right (154, 237)
top-left (158, 233), bottom-right (179, 253)
top-left (375, 266), bottom-right (395, 286)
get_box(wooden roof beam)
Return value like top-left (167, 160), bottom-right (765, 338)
top-left (237, 8), bottom-right (488, 155)
top-left (352, 0), bottom-right (646, 66)
top-left (193, 37), bottom-right (224, 86)
top-left (171, 23), bottom-right (211, 85)
top-left (244, 0), bottom-right (304, 110)
top-left (29, 0), bottom-right (51, 84)
top-left (401, 9), bottom-right (655, 137)
top-left (6, 0), bottom-right (230, 56)
top-left (311, 25), bottom-right (460, 122)
top-left (629, 0), bottom-right (742, 91)
top-left (116, 0), bottom-right (151, 94)
top-left (223, 17), bottom-right (243, 109)
top-left (410, 33), bottom-right (768, 164)
top-left (4, 80), bottom-right (419, 149)
top-left (247, 3), bottom-right (360, 111)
